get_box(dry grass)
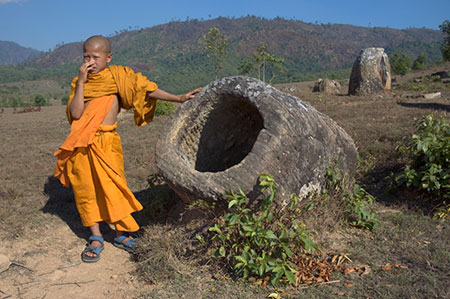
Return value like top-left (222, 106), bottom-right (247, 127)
top-left (0, 64), bottom-right (449, 298)
top-left (135, 65), bottom-right (450, 297)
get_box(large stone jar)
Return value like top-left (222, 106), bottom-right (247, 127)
top-left (156, 76), bottom-right (357, 206)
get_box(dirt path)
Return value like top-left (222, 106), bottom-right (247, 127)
top-left (1, 224), bottom-right (142, 299)
top-left (0, 107), bottom-right (159, 298)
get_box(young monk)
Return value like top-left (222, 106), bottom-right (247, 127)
top-left (54, 35), bottom-right (200, 262)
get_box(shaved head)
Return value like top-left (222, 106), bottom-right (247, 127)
top-left (83, 35), bottom-right (111, 53)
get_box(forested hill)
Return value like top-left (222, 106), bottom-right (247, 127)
top-left (3, 17), bottom-right (445, 93)
top-left (0, 41), bottom-right (42, 65)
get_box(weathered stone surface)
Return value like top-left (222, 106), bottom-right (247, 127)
top-left (0, 254), bottom-right (10, 273)
top-left (348, 48), bottom-right (391, 96)
top-left (313, 78), bottom-right (342, 94)
top-left (281, 86), bottom-right (296, 93)
top-left (156, 76), bottom-right (358, 206)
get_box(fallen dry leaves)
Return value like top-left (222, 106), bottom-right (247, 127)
top-left (343, 265), bottom-right (371, 276)
top-left (381, 263), bottom-right (408, 271)
top-left (291, 253), bottom-right (335, 285)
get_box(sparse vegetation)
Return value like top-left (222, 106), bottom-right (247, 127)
top-left (0, 79), bottom-right (70, 107)
top-left (390, 53), bottom-right (411, 75)
top-left (208, 174), bottom-right (318, 286)
top-left (395, 113), bottom-right (450, 201)
top-left (199, 27), bottom-right (229, 79)
top-left (33, 94), bottom-right (47, 106)
top-left (238, 43), bottom-right (285, 83)
top-left (1, 17), bottom-right (443, 94)
top-left (324, 161), bottom-right (379, 231)
top-left (155, 100), bottom-right (177, 116)
top-left (0, 42), bottom-right (448, 298)
top-left (412, 53), bottom-right (427, 70)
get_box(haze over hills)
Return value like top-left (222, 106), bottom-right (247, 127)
top-left (0, 41), bottom-right (42, 65)
top-left (0, 17), bottom-right (444, 93)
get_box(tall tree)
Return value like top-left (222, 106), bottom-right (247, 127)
top-left (439, 20), bottom-right (450, 61)
top-left (200, 27), bottom-right (228, 79)
top-left (238, 43), bottom-right (285, 83)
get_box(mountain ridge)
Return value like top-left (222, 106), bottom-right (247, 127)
top-left (0, 41), bottom-right (42, 65)
top-left (1, 17), bottom-right (444, 92)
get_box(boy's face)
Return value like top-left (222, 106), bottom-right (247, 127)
top-left (83, 44), bottom-right (112, 74)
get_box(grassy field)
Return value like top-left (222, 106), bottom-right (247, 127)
top-left (0, 79), bottom-right (70, 107)
top-left (0, 64), bottom-right (449, 298)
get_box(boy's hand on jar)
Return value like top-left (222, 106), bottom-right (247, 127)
top-left (179, 88), bottom-right (201, 103)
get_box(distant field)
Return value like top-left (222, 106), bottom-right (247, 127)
top-left (0, 79), bottom-right (70, 107)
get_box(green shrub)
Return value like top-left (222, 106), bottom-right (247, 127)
top-left (396, 113), bottom-right (450, 199)
top-left (412, 53), bottom-right (427, 70)
top-left (207, 174), bottom-right (317, 286)
top-left (155, 101), bottom-right (176, 116)
top-left (33, 94), bottom-right (47, 106)
top-left (390, 53), bottom-right (411, 75)
top-left (324, 162), bottom-right (379, 230)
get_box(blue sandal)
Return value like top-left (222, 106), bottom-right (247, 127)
top-left (81, 235), bottom-right (104, 263)
top-left (113, 233), bottom-right (138, 253)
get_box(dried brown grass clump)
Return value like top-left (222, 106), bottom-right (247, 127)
top-left (135, 224), bottom-right (200, 283)
top-left (0, 186), bottom-right (26, 235)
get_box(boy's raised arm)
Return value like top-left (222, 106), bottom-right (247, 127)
top-left (70, 61), bottom-right (96, 119)
top-left (147, 88), bottom-right (201, 103)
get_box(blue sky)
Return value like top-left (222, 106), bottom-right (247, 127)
top-left (0, 0), bottom-right (449, 51)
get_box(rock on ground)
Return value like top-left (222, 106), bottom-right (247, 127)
top-left (0, 254), bottom-right (10, 273)
top-left (348, 48), bottom-right (391, 96)
top-left (156, 76), bottom-right (358, 207)
top-left (313, 78), bottom-right (342, 94)
top-left (424, 92), bottom-right (441, 99)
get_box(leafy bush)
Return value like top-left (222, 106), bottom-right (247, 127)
top-left (155, 101), bottom-right (176, 116)
top-left (207, 174), bottom-right (317, 286)
top-left (396, 113), bottom-right (450, 199)
top-left (412, 53), bottom-right (427, 70)
top-left (390, 53), bottom-right (411, 75)
top-left (324, 162), bottom-right (379, 231)
top-left (33, 94), bottom-right (47, 106)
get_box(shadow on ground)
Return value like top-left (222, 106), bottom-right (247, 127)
top-left (41, 175), bottom-right (173, 241)
top-left (397, 101), bottom-right (450, 112)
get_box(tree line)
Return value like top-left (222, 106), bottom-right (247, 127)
top-left (390, 20), bottom-right (450, 76)
top-left (201, 20), bottom-right (450, 79)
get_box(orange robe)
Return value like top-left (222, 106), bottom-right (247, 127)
top-left (54, 65), bottom-right (158, 231)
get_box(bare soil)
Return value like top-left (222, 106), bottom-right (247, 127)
top-left (0, 107), bottom-right (163, 298)
top-left (0, 63), bottom-right (449, 298)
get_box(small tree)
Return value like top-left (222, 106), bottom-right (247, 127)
top-left (33, 94), bottom-right (46, 107)
top-left (390, 53), bottom-right (411, 75)
top-left (412, 53), bottom-right (427, 70)
top-left (238, 42), bottom-right (285, 83)
top-left (200, 27), bottom-right (228, 79)
top-left (439, 20), bottom-right (450, 61)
